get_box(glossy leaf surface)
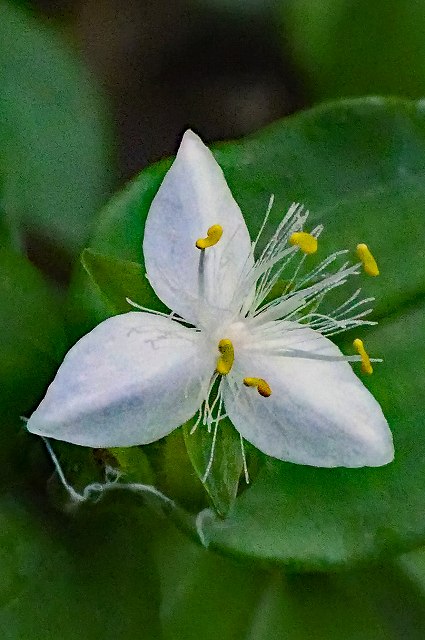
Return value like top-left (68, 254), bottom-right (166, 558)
top-left (70, 98), bottom-right (425, 566)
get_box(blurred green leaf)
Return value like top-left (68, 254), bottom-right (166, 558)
top-left (0, 211), bottom-right (11, 247)
top-left (68, 97), bottom-right (425, 566)
top-left (0, 0), bottom-right (112, 257)
top-left (81, 248), bottom-right (166, 315)
top-left (183, 418), bottom-right (243, 517)
top-left (280, 0), bottom-right (425, 101)
top-left (0, 248), bottom-right (67, 420)
top-left (155, 520), bottom-right (425, 640)
top-left (399, 546), bottom-right (425, 595)
top-left (67, 161), bottom-right (169, 339)
top-left (0, 495), bottom-right (162, 640)
top-left (108, 446), bottom-right (155, 484)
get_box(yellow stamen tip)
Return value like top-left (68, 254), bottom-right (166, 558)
top-left (196, 224), bottom-right (223, 250)
top-left (243, 377), bottom-right (272, 397)
top-left (356, 243), bottom-right (379, 276)
top-left (216, 338), bottom-right (234, 375)
top-left (289, 231), bottom-right (318, 254)
top-left (353, 338), bottom-right (373, 375)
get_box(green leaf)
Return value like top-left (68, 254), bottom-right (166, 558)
top-left (0, 495), bottom-right (162, 640)
top-left (67, 161), bottom-right (169, 338)
top-left (0, 0), bottom-right (111, 256)
top-left (108, 446), bottom-right (155, 484)
top-left (0, 248), bottom-right (67, 420)
top-left (155, 520), bottom-right (425, 640)
top-left (81, 248), bottom-right (166, 315)
top-left (280, 0), bottom-right (425, 101)
top-left (69, 97), bottom-right (425, 566)
top-left (0, 211), bottom-right (12, 248)
top-left (183, 418), bottom-right (243, 517)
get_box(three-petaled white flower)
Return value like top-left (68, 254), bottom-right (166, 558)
top-left (27, 131), bottom-right (394, 472)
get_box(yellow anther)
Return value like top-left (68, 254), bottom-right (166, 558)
top-left (353, 338), bottom-right (373, 375)
top-left (289, 231), bottom-right (318, 255)
top-left (196, 224), bottom-right (223, 250)
top-left (216, 339), bottom-right (234, 375)
top-left (356, 243), bottom-right (379, 276)
top-left (243, 377), bottom-right (272, 397)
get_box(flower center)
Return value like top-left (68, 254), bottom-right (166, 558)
top-left (195, 224), bottom-right (223, 249)
top-left (216, 338), bottom-right (234, 375)
top-left (243, 377), bottom-right (272, 397)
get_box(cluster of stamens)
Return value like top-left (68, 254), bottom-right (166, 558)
top-left (191, 209), bottom-right (379, 482)
top-left (195, 219), bottom-right (378, 399)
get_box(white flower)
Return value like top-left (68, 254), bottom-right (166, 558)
top-left (27, 131), bottom-right (394, 471)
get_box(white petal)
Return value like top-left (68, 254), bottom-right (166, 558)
top-left (27, 312), bottom-right (214, 447)
top-left (223, 325), bottom-right (394, 467)
top-left (143, 130), bottom-right (253, 327)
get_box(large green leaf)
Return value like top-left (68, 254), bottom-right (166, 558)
top-left (280, 0), bottom-right (425, 101)
top-left (199, 302), bottom-right (425, 567)
top-left (0, 249), bottom-right (67, 482)
top-left (0, 495), bottom-right (162, 640)
top-left (68, 97), bottom-right (425, 567)
top-left (0, 0), bottom-right (112, 257)
top-left (0, 248), bottom-right (67, 420)
top-left (155, 520), bottom-right (425, 640)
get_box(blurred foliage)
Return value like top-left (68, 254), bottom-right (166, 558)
top-left (155, 519), bottom-right (425, 640)
top-left (0, 248), bottom-right (67, 419)
top-left (0, 496), bottom-right (162, 640)
top-left (281, 0), bottom-right (425, 102)
top-left (0, 0), bottom-right (112, 265)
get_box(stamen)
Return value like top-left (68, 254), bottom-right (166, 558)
top-left (353, 338), bottom-right (373, 374)
top-left (356, 243), bottom-right (379, 276)
top-left (196, 224), bottom-right (223, 250)
top-left (216, 339), bottom-right (234, 375)
top-left (243, 377), bottom-right (272, 397)
top-left (239, 434), bottom-right (249, 484)
top-left (289, 231), bottom-right (318, 255)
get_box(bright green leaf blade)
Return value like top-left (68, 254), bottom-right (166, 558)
top-left (0, 0), bottom-right (112, 256)
top-left (0, 248), bottom-right (67, 419)
top-left (183, 418), bottom-right (243, 517)
top-left (0, 495), bottom-right (162, 640)
top-left (68, 97), bottom-right (425, 566)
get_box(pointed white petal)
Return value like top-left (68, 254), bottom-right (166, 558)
top-left (224, 325), bottom-right (393, 467)
top-left (27, 313), bottom-right (214, 447)
top-left (143, 130), bottom-right (253, 327)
